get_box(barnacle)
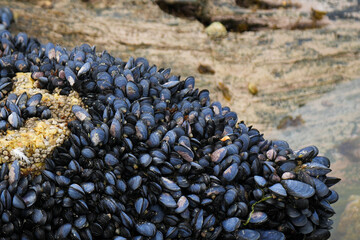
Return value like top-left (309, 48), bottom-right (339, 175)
top-left (0, 73), bottom-right (83, 173)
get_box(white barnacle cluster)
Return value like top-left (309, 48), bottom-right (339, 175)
top-left (0, 73), bottom-right (83, 172)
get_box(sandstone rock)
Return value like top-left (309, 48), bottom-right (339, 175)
top-left (337, 195), bottom-right (360, 240)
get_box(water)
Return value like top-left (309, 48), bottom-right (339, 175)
top-left (268, 78), bottom-right (360, 239)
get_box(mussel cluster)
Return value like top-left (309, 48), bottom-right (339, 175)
top-left (0, 6), bottom-right (340, 240)
top-left (0, 92), bottom-right (51, 130)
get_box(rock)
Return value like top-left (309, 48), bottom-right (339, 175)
top-left (337, 195), bottom-right (360, 240)
top-left (248, 82), bottom-right (258, 95)
top-left (3, 0), bottom-right (360, 133)
top-left (205, 22), bottom-right (227, 38)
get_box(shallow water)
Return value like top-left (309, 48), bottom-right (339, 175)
top-left (268, 78), bottom-right (360, 239)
